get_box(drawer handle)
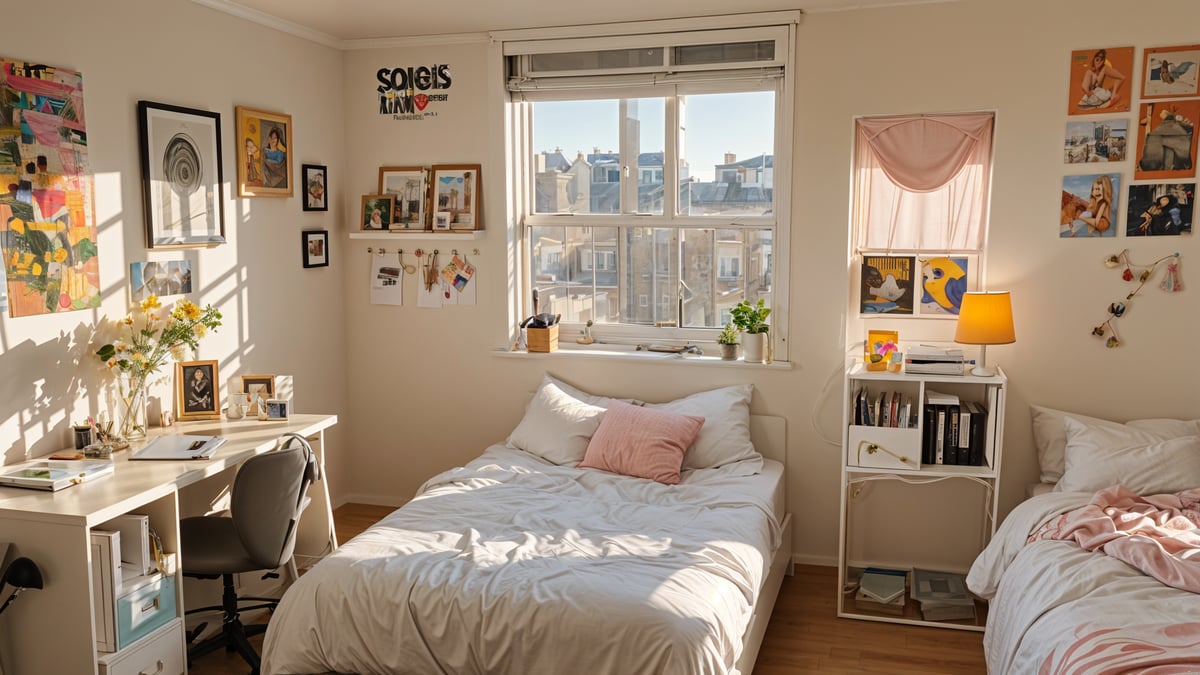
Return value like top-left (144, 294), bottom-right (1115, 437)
top-left (140, 597), bottom-right (160, 614)
top-left (138, 659), bottom-right (164, 675)
top-left (856, 440), bottom-right (914, 467)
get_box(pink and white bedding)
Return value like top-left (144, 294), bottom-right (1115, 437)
top-left (968, 488), bottom-right (1200, 674)
top-left (261, 445), bottom-right (782, 675)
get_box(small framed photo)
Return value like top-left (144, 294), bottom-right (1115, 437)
top-left (378, 166), bottom-right (428, 229)
top-left (176, 360), bottom-right (221, 421)
top-left (361, 194), bottom-right (395, 231)
top-left (265, 399), bottom-right (290, 421)
top-left (302, 229), bottom-right (329, 268)
top-left (235, 106), bottom-right (293, 198)
top-left (240, 374), bottom-right (275, 416)
top-left (429, 164), bottom-right (481, 230)
top-left (302, 164), bottom-right (327, 211)
top-left (433, 211), bottom-right (452, 231)
top-left (1141, 44), bottom-right (1200, 100)
top-left (137, 101), bottom-right (227, 248)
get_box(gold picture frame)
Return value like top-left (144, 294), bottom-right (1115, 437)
top-left (240, 374), bottom-right (275, 416)
top-left (235, 106), bottom-right (293, 197)
top-left (176, 360), bottom-right (221, 421)
top-left (429, 164), bottom-right (481, 230)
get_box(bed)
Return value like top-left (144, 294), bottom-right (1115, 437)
top-left (966, 405), bottom-right (1200, 674)
top-left (261, 376), bottom-right (793, 675)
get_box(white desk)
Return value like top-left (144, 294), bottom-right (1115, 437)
top-left (0, 414), bottom-right (339, 674)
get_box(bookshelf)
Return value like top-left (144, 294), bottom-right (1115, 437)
top-left (837, 361), bottom-right (1007, 631)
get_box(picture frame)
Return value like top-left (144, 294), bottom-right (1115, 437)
top-left (361, 194), bottom-right (395, 231)
top-left (378, 166), bottom-right (429, 229)
top-left (860, 255), bottom-right (915, 316)
top-left (302, 230), bottom-right (329, 268)
top-left (130, 260), bottom-right (193, 301)
top-left (302, 164), bottom-right (327, 211)
top-left (1135, 100), bottom-right (1200, 181)
top-left (176, 360), bottom-right (221, 421)
top-left (1141, 44), bottom-right (1200, 100)
top-left (239, 375), bottom-right (275, 416)
top-left (137, 101), bottom-right (226, 249)
top-left (235, 106), bottom-right (293, 197)
top-left (1066, 47), bottom-right (1134, 116)
top-left (429, 164), bottom-right (481, 230)
top-left (433, 211), bottom-right (452, 231)
top-left (265, 399), bottom-right (290, 421)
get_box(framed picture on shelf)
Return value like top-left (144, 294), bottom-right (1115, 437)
top-left (1141, 44), bottom-right (1200, 100)
top-left (137, 101), bottom-right (227, 248)
top-left (433, 211), bottom-right (451, 231)
top-left (235, 106), bottom-right (293, 197)
top-left (239, 375), bottom-right (275, 415)
top-left (302, 230), bottom-right (329, 268)
top-left (429, 164), bottom-right (481, 230)
top-left (265, 399), bottom-right (290, 421)
top-left (378, 166), bottom-right (428, 229)
top-left (361, 194), bottom-right (395, 231)
top-left (176, 360), bottom-right (221, 421)
top-left (302, 164), bottom-right (327, 211)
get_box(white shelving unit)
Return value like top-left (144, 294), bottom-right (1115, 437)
top-left (348, 230), bottom-right (483, 240)
top-left (837, 361), bottom-right (1007, 631)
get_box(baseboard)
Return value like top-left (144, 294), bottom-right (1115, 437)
top-left (792, 552), bottom-right (838, 568)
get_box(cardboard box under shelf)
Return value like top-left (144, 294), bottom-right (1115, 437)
top-left (527, 325), bottom-right (558, 353)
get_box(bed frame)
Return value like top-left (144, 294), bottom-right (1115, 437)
top-left (736, 414), bottom-right (793, 674)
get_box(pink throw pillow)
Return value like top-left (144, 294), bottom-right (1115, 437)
top-left (578, 400), bottom-right (704, 484)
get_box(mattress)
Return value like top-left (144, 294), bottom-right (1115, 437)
top-left (262, 445), bottom-right (782, 675)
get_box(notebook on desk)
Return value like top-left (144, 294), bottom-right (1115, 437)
top-left (130, 435), bottom-right (226, 460)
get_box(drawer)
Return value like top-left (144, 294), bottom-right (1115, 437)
top-left (116, 574), bottom-right (177, 650)
top-left (98, 617), bottom-right (184, 675)
top-left (847, 425), bottom-right (921, 471)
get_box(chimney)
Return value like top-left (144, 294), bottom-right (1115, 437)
top-left (724, 152), bottom-right (736, 164)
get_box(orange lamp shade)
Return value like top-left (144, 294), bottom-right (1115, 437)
top-left (954, 291), bottom-right (1015, 345)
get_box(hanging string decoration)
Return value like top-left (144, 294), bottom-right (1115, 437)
top-left (1092, 250), bottom-right (1183, 348)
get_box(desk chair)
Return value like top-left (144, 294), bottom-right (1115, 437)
top-left (180, 433), bottom-right (318, 674)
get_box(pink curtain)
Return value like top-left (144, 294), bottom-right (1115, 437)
top-left (853, 113), bottom-right (994, 252)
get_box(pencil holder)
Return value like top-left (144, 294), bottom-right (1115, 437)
top-left (526, 325), bottom-right (559, 353)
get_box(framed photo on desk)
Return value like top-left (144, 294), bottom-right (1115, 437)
top-left (176, 360), bottom-right (221, 421)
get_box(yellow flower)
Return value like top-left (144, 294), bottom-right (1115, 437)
top-left (43, 251), bottom-right (51, 262)
top-left (193, 324), bottom-right (207, 338)
top-left (121, 315), bottom-right (134, 326)
top-left (175, 300), bottom-right (201, 321)
top-left (133, 353), bottom-right (146, 363)
top-left (141, 295), bottom-right (161, 312)
top-left (107, 359), bottom-right (118, 368)
top-left (53, 248), bottom-right (68, 263)
top-left (9, 218), bottom-right (24, 235)
top-left (31, 261), bottom-right (42, 276)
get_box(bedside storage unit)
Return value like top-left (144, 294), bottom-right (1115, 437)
top-left (838, 361), bottom-right (1007, 631)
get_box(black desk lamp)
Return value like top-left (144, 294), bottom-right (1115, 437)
top-left (0, 557), bottom-right (43, 615)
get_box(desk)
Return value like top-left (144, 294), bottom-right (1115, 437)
top-left (0, 414), bottom-right (338, 674)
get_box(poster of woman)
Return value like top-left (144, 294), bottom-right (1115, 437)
top-left (1060, 173), bottom-right (1120, 238)
top-left (176, 360), bottom-right (221, 420)
top-left (1126, 183), bottom-right (1193, 236)
top-left (1067, 47), bottom-right (1133, 116)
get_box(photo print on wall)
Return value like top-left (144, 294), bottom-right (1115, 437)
top-left (1061, 173), bottom-right (1120, 238)
top-left (1126, 183), bottom-right (1194, 236)
top-left (1064, 118), bottom-right (1128, 164)
top-left (1067, 46), bottom-right (1134, 116)
top-left (1135, 100), bottom-right (1200, 181)
top-left (860, 255), bottom-right (915, 315)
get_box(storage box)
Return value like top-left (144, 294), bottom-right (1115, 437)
top-left (98, 617), bottom-right (184, 675)
top-left (116, 573), bottom-right (176, 650)
top-left (847, 425), bottom-right (921, 471)
top-left (527, 325), bottom-right (558, 353)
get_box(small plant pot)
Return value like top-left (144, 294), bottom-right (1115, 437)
top-left (719, 343), bottom-right (739, 361)
top-left (742, 333), bottom-right (767, 363)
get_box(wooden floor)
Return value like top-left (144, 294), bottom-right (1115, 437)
top-left (190, 504), bottom-right (986, 675)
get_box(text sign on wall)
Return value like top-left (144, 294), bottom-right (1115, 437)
top-left (376, 64), bottom-right (452, 121)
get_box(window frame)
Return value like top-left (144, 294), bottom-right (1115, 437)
top-left (500, 14), bottom-right (796, 358)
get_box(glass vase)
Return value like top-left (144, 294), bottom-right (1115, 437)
top-left (118, 374), bottom-right (149, 441)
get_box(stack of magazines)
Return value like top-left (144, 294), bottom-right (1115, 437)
top-left (904, 346), bottom-right (965, 375)
top-left (854, 568), bottom-right (907, 615)
top-left (911, 568), bottom-right (976, 621)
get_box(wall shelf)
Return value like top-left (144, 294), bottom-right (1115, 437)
top-left (348, 231), bottom-right (484, 241)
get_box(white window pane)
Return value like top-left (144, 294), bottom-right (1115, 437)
top-left (681, 227), bottom-right (772, 328)
top-left (533, 100), bottom-right (619, 214)
top-left (628, 98), bottom-right (665, 215)
top-left (679, 91), bottom-right (775, 216)
top-left (531, 225), bottom-right (618, 324)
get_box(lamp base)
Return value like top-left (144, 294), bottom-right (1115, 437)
top-left (969, 364), bottom-right (997, 377)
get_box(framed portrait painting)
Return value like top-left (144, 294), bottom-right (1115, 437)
top-left (235, 106), bottom-right (293, 197)
top-left (1067, 47), bottom-right (1134, 116)
top-left (430, 164), bottom-right (481, 230)
top-left (1141, 45), bottom-right (1200, 100)
top-left (361, 195), bottom-right (395, 231)
top-left (176, 359), bottom-right (221, 421)
top-left (302, 230), bottom-right (329, 268)
top-left (137, 101), bottom-right (226, 248)
top-left (239, 374), bottom-right (275, 416)
top-left (302, 164), bottom-right (327, 211)
top-left (378, 166), bottom-right (428, 229)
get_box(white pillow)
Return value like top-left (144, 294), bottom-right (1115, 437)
top-left (506, 378), bottom-right (606, 465)
top-left (1031, 404), bottom-right (1200, 484)
top-left (540, 373), bottom-right (612, 408)
top-left (1058, 416), bottom-right (1200, 494)
top-left (648, 384), bottom-right (760, 470)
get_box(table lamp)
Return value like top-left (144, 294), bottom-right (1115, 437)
top-left (0, 556), bottom-right (43, 615)
top-left (954, 291), bottom-right (1015, 377)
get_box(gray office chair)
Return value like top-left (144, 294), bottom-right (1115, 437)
top-left (181, 433), bottom-right (319, 675)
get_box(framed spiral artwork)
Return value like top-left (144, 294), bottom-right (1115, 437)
top-left (137, 101), bottom-right (227, 248)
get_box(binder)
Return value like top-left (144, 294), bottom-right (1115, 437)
top-left (958, 403), bottom-right (973, 464)
top-left (130, 435), bottom-right (225, 460)
top-left (946, 406), bottom-right (960, 465)
top-left (967, 401), bottom-right (988, 466)
top-left (922, 405), bottom-right (936, 465)
top-left (100, 514), bottom-right (152, 577)
top-left (91, 530), bottom-right (121, 653)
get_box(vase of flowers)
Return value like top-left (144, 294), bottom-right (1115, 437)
top-left (95, 295), bottom-right (222, 440)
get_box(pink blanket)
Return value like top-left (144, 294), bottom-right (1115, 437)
top-left (1029, 485), bottom-right (1200, 593)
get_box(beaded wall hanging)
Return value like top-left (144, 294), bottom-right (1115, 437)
top-left (1091, 250), bottom-right (1183, 347)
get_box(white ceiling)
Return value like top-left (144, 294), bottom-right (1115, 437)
top-left (195, 0), bottom-right (940, 44)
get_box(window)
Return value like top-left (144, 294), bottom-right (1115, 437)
top-left (504, 15), bottom-right (794, 350)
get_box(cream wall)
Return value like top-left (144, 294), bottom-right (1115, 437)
top-left (339, 0), bottom-right (1200, 566)
top-left (0, 0), bottom-right (351, 497)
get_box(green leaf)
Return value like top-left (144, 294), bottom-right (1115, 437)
top-left (77, 238), bottom-right (98, 263)
top-left (96, 344), bottom-right (116, 360)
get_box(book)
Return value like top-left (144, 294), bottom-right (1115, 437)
top-left (91, 530), bottom-right (121, 653)
top-left (905, 345), bottom-right (965, 362)
top-left (922, 404), bottom-right (937, 465)
top-left (101, 514), bottom-right (152, 577)
top-left (920, 600), bottom-right (977, 622)
top-left (0, 459), bottom-right (114, 491)
top-left (130, 434), bottom-right (226, 460)
top-left (946, 405), bottom-right (960, 465)
top-left (958, 401), bottom-right (973, 463)
top-left (911, 568), bottom-right (974, 607)
top-left (855, 587), bottom-right (905, 616)
top-left (859, 568), bottom-right (907, 603)
top-left (966, 401), bottom-right (988, 466)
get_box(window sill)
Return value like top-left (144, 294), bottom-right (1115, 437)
top-left (492, 344), bottom-right (793, 369)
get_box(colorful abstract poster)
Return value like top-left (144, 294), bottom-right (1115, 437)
top-left (1135, 100), bottom-right (1200, 181)
top-left (1067, 47), bottom-right (1134, 116)
top-left (1061, 173), bottom-right (1121, 238)
top-left (1126, 183), bottom-right (1194, 236)
top-left (0, 57), bottom-right (99, 317)
top-left (860, 255), bottom-right (915, 315)
top-left (919, 256), bottom-right (969, 316)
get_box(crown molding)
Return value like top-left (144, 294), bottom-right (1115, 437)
top-left (189, 0), bottom-right (344, 49)
top-left (341, 33), bottom-right (491, 50)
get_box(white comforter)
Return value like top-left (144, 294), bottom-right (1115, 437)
top-left (262, 445), bottom-right (781, 675)
top-left (967, 491), bottom-right (1200, 674)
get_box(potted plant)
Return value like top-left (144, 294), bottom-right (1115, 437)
top-left (717, 323), bottom-right (740, 360)
top-left (731, 299), bottom-right (771, 363)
